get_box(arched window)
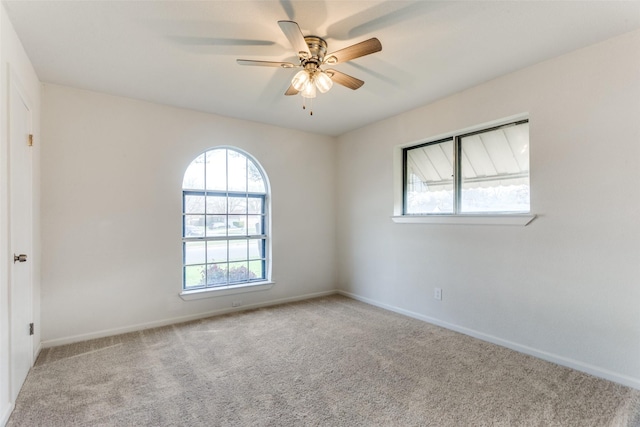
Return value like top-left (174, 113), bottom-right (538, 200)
top-left (182, 147), bottom-right (269, 290)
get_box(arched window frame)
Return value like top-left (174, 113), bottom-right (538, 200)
top-left (180, 146), bottom-right (273, 299)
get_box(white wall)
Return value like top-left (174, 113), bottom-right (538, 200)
top-left (0, 3), bottom-right (41, 425)
top-left (40, 84), bottom-right (337, 345)
top-left (337, 29), bottom-right (640, 389)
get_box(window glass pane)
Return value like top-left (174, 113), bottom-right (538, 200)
top-left (247, 161), bottom-right (265, 193)
top-left (182, 154), bottom-right (205, 190)
top-left (247, 215), bottom-right (263, 234)
top-left (227, 150), bottom-right (247, 192)
top-left (206, 263), bottom-right (228, 286)
top-left (405, 139), bottom-right (454, 214)
top-left (228, 196), bottom-right (247, 214)
top-left (206, 215), bottom-right (228, 237)
top-left (228, 240), bottom-right (248, 262)
top-left (228, 262), bottom-right (250, 283)
top-left (460, 123), bottom-right (529, 213)
top-left (247, 197), bottom-right (263, 214)
top-left (184, 194), bottom-right (205, 214)
top-left (504, 123), bottom-right (530, 172)
top-left (184, 265), bottom-right (205, 289)
top-left (206, 196), bottom-right (227, 214)
top-left (207, 240), bottom-right (227, 263)
top-left (184, 241), bottom-right (206, 265)
top-left (184, 215), bottom-right (205, 237)
top-left (248, 238), bottom-right (265, 260)
top-left (228, 215), bottom-right (247, 235)
top-left (249, 260), bottom-right (265, 280)
top-left (206, 149), bottom-right (227, 191)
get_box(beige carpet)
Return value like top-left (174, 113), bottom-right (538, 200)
top-left (8, 295), bottom-right (640, 426)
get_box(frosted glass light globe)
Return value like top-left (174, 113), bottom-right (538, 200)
top-left (291, 70), bottom-right (310, 91)
top-left (315, 71), bottom-right (333, 93)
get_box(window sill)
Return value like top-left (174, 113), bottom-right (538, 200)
top-left (180, 281), bottom-right (275, 301)
top-left (391, 214), bottom-right (536, 226)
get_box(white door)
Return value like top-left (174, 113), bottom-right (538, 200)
top-left (9, 73), bottom-right (33, 402)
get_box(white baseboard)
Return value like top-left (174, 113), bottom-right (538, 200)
top-left (338, 290), bottom-right (640, 391)
top-left (1, 403), bottom-right (14, 427)
top-left (41, 290), bottom-right (338, 348)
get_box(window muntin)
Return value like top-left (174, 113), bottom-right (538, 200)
top-left (404, 120), bottom-right (529, 215)
top-left (182, 148), bottom-right (268, 290)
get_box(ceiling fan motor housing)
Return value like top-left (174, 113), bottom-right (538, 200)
top-left (302, 36), bottom-right (328, 66)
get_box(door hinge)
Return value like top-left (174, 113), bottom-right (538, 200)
top-left (29, 323), bottom-right (34, 336)
top-left (28, 134), bottom-right (33, 147)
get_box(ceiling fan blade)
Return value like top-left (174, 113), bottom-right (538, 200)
top-left (284, 85), bottom-right (299, 96)
top-left (326, 3), bottom-right (431, 40)
top-left (325, 69), bottom-right (365, 90)
top-left (237, 59), bottom-right (296, 68)
top-left (324, 38), bottom-right (382, 64)
top-left (278, 20), bottom-right (310, 57)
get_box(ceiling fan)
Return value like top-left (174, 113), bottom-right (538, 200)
top-left (237, 20), bottom-right (382, 115)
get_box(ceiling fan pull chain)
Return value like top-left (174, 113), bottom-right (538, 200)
top-left (301, 97), bottom-right (313, 115)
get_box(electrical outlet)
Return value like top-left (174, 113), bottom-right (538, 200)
top-left (434, 288), bottom-right (442, 301)
top-left (232, 300), bottom-right (242, 307)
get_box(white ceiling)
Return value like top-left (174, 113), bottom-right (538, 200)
top-left (4, 1), bottom-right (640, 136)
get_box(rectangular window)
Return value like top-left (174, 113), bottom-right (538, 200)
top-left (403, 120), bottom-right (529, 215)
top-left (182, 190), bottom-right (267, 290)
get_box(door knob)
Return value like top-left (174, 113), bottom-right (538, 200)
top-left (13, 254), bottom-right (27, 263)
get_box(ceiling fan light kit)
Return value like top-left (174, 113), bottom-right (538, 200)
top-left (237, 20), bottom-right (382, 116)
